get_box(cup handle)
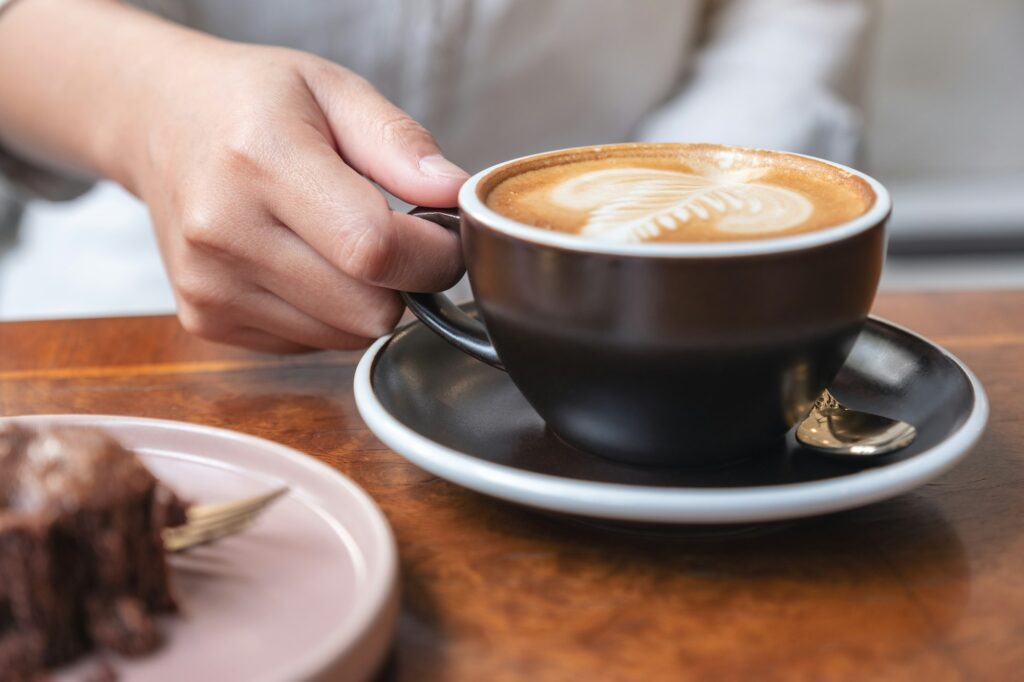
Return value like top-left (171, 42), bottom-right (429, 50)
top-left (399, 207), bottom-right (504, 370)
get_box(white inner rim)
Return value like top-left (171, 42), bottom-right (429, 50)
top-left (458, 144), bottom-right (892, 258)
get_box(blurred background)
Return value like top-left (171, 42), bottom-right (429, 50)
top-left (0, 0), bottom-right (1021, 320)
top-left (864, 0), bottom-right (1024, 288)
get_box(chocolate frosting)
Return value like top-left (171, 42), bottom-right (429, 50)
top-left (0, 423), bottom-right (154, 517)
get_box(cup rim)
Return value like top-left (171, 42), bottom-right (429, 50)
top-left (458, 143), bottom-right (891, 258)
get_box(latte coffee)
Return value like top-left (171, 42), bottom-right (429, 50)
top-left (482, 144), bottom-right (875, 244)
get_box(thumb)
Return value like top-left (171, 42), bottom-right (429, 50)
top-left (304, 64), bottom-right (468, 207)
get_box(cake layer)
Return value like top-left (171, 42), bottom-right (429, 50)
top-left (0, 424), bottom-right (184, 676)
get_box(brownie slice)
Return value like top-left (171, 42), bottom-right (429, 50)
top-left (0, 424), bottom-right (185, 677)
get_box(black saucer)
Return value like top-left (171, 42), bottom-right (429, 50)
top-left (355, 305), bottom-right (987, 523)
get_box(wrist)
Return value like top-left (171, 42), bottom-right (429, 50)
top-left (92, 21), bottom-right (225, 197)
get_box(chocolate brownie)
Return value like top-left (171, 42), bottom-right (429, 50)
top-left (0, 424), bottom-right (185, 678)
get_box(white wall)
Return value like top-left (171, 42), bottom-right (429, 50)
top-left (865, 0), bottom-right (1024, 242)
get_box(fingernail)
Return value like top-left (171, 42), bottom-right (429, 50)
top-left (419, 154), bottom-right (469, 180)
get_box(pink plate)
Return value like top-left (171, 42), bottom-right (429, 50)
top-left (2, 414), bottom-right (398, 682)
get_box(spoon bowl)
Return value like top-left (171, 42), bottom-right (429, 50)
top-left (796, 389), bottom-right (917, 458)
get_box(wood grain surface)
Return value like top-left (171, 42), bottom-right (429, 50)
top-left (0, 291), bottom-right (1021, 682)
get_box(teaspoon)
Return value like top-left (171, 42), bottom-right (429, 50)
top-left (795, 389), bottom-right (917, 458)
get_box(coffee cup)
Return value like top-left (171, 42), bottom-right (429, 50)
top-left (401, 143), bottom-right (890, 467)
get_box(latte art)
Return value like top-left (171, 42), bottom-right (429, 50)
top-left (482, 145), bottom-right (875, 244)
top-left (549, 167), bottom-right (814, 243)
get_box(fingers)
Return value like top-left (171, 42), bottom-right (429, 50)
top-left (301, 62), bottom-right (468, 207)
top-left (264, 129), bottom-right (465, 292)
top-left (250, 222), bottom-right (406, 338)
top-left (240, 290), bottom-right (375, 350)
top-left (172, 219), bottom-right (404, 350)
top-left (178, 283), bottom-right (374, 352)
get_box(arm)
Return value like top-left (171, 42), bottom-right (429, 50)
top-left (635, 0), bottom-right (875, 164)
top-left (0, 0), bottom-right (181, 190)
top-left (0, 0), bottom-right (467, 352)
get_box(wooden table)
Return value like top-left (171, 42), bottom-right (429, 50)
top-left (1, 290), bottom-right (1022, 681)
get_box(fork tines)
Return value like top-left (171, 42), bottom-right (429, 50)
top-left (163, 485), bottom-right (289, 553)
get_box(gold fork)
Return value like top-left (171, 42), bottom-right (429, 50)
top-left (162, 486), bottom-right (290, 553)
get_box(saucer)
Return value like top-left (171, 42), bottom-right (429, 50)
top-left (355, 307), bottom-right (988, 524)
top-left (0, 415), bottom-right (398, 682)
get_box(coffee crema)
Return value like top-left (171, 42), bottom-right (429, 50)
top-left (481, 144), bottom-right (876, 244)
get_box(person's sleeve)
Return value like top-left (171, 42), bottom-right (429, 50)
top-left (0, 150), bottom-right (94, 203)
top-left (0, 141), bottom-right (95, 239)
top-left (635, 0), bottom-right (875, 165)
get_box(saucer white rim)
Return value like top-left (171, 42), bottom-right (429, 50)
top-left (1, 414), bottom-right (399, 682)
top-left (354, 318), bottom-right (988, 524)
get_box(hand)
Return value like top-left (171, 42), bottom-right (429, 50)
top-left (126, 40), bottom-right (467, 352)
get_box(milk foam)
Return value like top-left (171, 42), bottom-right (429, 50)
top-left (549, 166), bottom-right (814, 244)
top-left (482, 145), bottom-right (875, 243)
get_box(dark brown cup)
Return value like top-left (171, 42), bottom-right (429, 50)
top-left (402, 144), bottom-right (890, 467)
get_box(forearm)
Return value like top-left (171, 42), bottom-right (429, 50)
top-left (0, 0), bottom-right (213, 192)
